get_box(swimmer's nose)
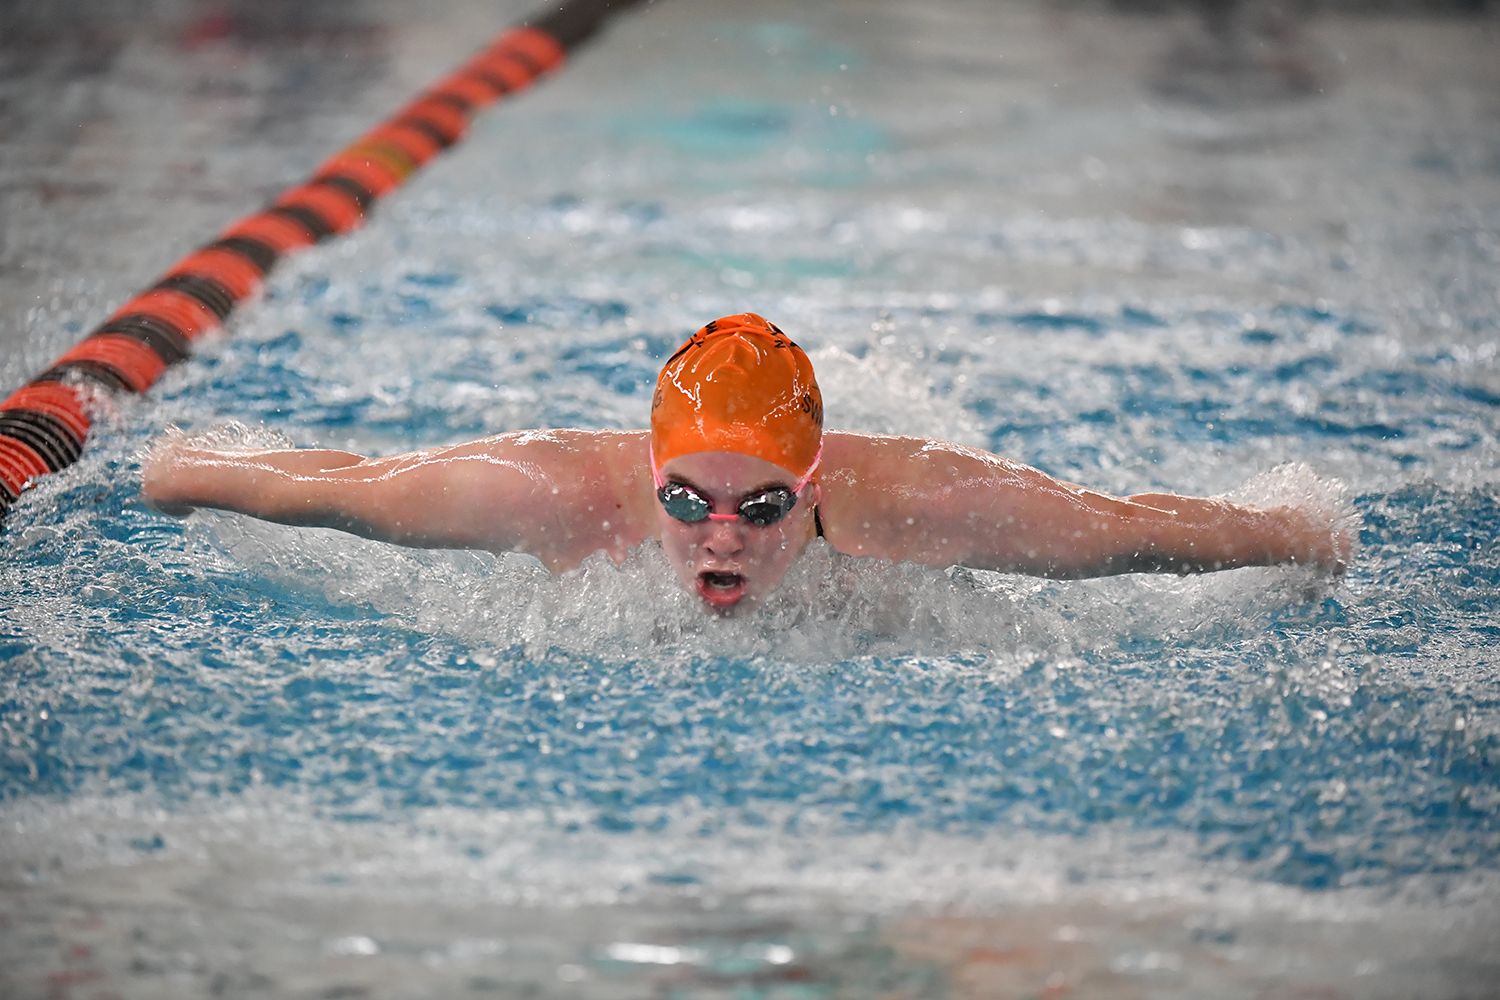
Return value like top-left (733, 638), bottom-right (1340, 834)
top-left (702, 520), bottom-right (745, 559)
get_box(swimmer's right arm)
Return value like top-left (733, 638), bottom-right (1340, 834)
top-left (142, 445), bottom-right (365, 519)
top-left (140, 430), bottom-right (656, 570)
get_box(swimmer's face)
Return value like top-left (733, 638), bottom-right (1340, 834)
top-left (654, 451), bottom-right (820, 614)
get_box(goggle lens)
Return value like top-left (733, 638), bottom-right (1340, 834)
top-left (657, 484), bottom-right (799, 526)
top-left (657, 484), bottom-right (713, 523)
top-left (736, 490), bottom-right (797, 526)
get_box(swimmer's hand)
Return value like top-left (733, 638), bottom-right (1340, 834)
top-left (1124, 492), bottom-right (1353, 577)
top-left (139, 428), bottom-right (198, 517)
top-left (138, 427), bottom-right (368, 521)
top-left (1280, 499), bottom-right (1355, 576)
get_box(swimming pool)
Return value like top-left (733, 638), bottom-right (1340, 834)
top-left (3, 2), bottom-right (1498, 997)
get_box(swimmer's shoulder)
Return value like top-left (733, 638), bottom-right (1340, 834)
top-left (816, 432), bottom-right (1034, 563)
top-left (822, 431), bottom-right (1028, 483)
top-left (486, 425), bottom-right (657, 521)
top-left (817, 433), bottom-right (929, 559)
top-left (574, 430), bottom-right (654, 514)
top-left (451, 429), bottom-right (654, 569)
top-left (820, 431), bottom-right (941, 480)
top-left (468, 428), bottom-right (652, 501)
top-left (469, 427), bottom-right (647, 455)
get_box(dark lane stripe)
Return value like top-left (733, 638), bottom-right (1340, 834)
top-left (36, 361), bottom-right (134, 394)
top-left (397, 116), bottom-right (457, 150)
top-left (209, 236), bottom-right (279, 274)
top-left (268, 204), bottom-right (335, 243)
top-left (152, 274), bottom-right (237, 321)
top-left (95, 315), bottom-right (193, 365)
top-left (0, 410), bottom-right (84, 470)
top-left (313, 175), bottom-right (377, 211)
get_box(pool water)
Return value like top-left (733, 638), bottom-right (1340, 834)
top-left (3, 2), bottom-right (1499, 997)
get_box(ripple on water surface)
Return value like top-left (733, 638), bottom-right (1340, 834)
top-left (3, 440), bottom-right (1496, 897)
top-left (4, 7), bottom-right (1500, 990)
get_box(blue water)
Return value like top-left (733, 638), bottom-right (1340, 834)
top-left (3, 2), bottom-right (1499, 996)
top-left (7, 294), bottom-right (1496, 892)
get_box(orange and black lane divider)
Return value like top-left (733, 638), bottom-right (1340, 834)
top-left (0, 0), bottom-right (648, 516)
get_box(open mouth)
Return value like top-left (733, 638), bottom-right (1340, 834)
top-left (696, 571), bottom-right (747, 609)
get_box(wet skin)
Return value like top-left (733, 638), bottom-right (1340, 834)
top-left (141, 428), bottom-right (1349, 613)
top-left (653, 451), bottom-right (820, 613)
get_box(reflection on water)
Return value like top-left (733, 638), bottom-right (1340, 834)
top-left (3, 1), bottom-right (1500, 998)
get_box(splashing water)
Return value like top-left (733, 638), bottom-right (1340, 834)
top-left (3, 2), bottom-right (1499, 998)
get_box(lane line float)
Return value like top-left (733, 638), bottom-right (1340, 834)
top-left (0, 0), bottom-right (649, 516)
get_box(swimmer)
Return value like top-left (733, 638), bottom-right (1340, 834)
top-left (141, 313), bottom-right (1349, 612)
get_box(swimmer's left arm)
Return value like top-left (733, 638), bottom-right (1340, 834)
top-left (1028, 488), bottom-right (1349, 577)
top-left (820, 434), bottom-right (1348, 577)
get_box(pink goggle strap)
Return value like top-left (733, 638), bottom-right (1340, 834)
top-left (650, 443), bottom-right (823, 521)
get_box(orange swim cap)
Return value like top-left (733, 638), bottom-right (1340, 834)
top-left (651, 313), bottom-right (823, 478)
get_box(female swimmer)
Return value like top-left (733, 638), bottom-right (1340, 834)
top-left (141, 313), bottom-right (1348, 612)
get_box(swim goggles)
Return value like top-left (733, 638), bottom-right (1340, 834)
top-left (650, 445), bottom-right (821, 527)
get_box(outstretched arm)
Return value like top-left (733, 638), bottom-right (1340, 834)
top-left (819, 434), bottom-right (1349, 577)
top-left (140, 429), bottom-right (655, 571)
top-left (142, 446), bottom-right (366, 518)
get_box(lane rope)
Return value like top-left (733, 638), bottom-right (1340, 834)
top-left (0, 0), bottom-right (648, 516)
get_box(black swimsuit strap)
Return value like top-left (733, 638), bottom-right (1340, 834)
top-left (813, 505), bottom-right (824, 538)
